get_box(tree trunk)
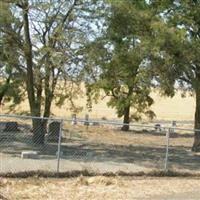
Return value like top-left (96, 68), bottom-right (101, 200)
top-left (121, 105), bottom-right (130, 131)
top-left (32, 118), bottom-right (46, 145)
top-left (22, 4), bottom-right (35, 114)
top-left (0, 75), bottom-right (10, 105)
top-left (192, 87), bottom-right (200, 152)
top-left (22, 5), bottom-right (45, 145)
top-left (44, 96), bottom-right (53, 118)
top-left (43, 64), bottom-right (53, 118)
top-left (42, 93), bottom-right (53, 132)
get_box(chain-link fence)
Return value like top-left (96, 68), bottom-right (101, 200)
top-left (165, 127), bottom-right (200, 173)
top-left (0, 114), bottom-right (200, 174)
top-left (0, 115), bottom-right (62, 173)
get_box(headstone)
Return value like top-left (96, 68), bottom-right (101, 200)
top-left (71, 114), bottom-right (77, 125)
top-left (0, 122), bottom-right (6, 129)
top-left (21, 151), bottom-right (38, 159)
top-left (172, 121), bottom-right (177, 127)
top-left (84, 114), bottom-right (89, 126)
top-left (3, 122), bottom-right (19, 132)
top-left (155, 124), bottom-right (161, 132)
top-left (171, 120), bottom-right (177, 134)
top-left (47, 121), bottom-right (61, 142)
top-left (101, 116), bottom-right (107, 121)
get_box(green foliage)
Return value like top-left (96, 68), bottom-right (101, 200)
top-left (147, 0), bottom-right (200, 137)
top-left (148, 0), bottom-right (200, 98)
top-left (85, 0), bottom-right (158, 122)
top-left (0, 0), bottom-right (103, 116)
top-left (0, 2), bottom-right (24, 106)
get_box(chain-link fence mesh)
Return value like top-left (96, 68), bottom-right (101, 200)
top-left (59, 121), bottom-right (167, 173)
top-left (0, 114), bottom-right (200, 174)
top-left (166, 127), bottom-right (200, 173)
top-left (0, 116), bottom-right (61, 173)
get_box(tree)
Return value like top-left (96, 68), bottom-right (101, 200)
top-left (84, 0), bottom-right (158, 131)
top-left (0, 0), bottom-right (100, 144)
top-left (150, 0), bottom-right (200, 151)
top-left (0, 2), bottom-right (24, 107)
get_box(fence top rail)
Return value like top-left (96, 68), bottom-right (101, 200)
top-left (0, 113), bottom-right (200, 133)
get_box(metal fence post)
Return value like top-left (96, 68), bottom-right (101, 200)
top-left (0, 152), bottom-right (2, 173)
top-left (164, 128), bottom-right (170, 171)
top-left (57, 120), bottom-right (63, 173)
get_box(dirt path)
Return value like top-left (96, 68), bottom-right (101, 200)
top-left (1, 176), bottom-right (200, 200)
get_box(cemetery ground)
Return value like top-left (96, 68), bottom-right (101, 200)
top-left (0, 122), bottom-right (200, 173)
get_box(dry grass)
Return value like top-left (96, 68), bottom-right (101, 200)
top-left (1, 176), bottom-right (200, 200)
top-left (65, 125), bottom-right (194, 148)
top-left (1, 169), bottom-right (200, 178)
top-left (1, 90), bottom-right (195, 121)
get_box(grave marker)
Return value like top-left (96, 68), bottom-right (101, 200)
top-left (47, 121), bottom-right (61, 142)
top-left (3, 122), bottom-right (19, 132)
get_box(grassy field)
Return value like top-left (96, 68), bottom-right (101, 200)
top-left (1, 176), bottom-right (200, 200)
top-left (1, 90), bottom-right (195, 121)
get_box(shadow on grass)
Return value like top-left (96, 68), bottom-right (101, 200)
top-left (1, 169), bottom-right (200, 178)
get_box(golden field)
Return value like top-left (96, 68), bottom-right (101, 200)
top-left (0, 90), bottom-right (195, 121)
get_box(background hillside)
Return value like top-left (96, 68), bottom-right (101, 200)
top-left (1, 90), bottom-right (195, 122)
